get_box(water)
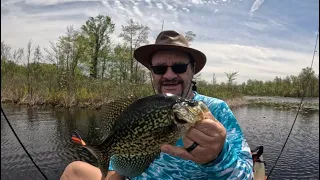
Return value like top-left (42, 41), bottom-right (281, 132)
top-left (233, 105), bottom-right (319, 179)
top-left (1, 102), bottom-right (319, 180)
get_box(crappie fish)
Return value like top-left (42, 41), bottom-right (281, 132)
top-left (71, 93), bottom-right (210, 179)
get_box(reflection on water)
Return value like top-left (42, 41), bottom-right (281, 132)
top-left (1, 103), bottom-right (319, 180)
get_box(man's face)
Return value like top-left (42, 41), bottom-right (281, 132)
top-left (150, 50), bottom-right (194, 97)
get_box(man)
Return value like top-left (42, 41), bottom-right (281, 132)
top-left (60, 30), bottom-right (253, 180)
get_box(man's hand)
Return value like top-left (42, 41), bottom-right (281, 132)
top-left (161, 111), bottom-right (226, 164)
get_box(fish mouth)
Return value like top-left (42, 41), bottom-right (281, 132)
top-left (174, 114), bottom-right (188, 124)
top-left (172, 100), bottom-right (209, 125)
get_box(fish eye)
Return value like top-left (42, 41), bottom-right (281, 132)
top-left (187, 100), bottom-right (198, 106)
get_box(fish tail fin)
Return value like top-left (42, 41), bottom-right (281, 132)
top-left (70, 131), bottom-right (87, 146)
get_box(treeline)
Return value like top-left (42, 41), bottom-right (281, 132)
top-left (196, 68), bottom-right (319, 98)
top-left (241, 68), bottom-right (319, 97)
top-left (1, 14), bottom-right (318, 108)
top-left (1, 15), bottom-right (197, 107)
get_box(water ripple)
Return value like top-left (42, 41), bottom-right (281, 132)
top-left (234, 106), bottom-right (319, 179)
top-left (1, 104), bottom-right (319, 180)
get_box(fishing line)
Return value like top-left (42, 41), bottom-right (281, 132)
top-left (1, 107), bottom-right (49, 180)
top-left (266, 28), bottom-right (319, 179)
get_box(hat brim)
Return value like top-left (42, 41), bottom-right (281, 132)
top-left (134, 44), bottom-right (206, 74)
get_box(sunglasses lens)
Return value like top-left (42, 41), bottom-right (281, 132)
top-left (172, 64), bottom-right (188, 74)
top-left (151, 63), bottom-right (189, 75)
top-left (152, 66), bottom-right (167, 75)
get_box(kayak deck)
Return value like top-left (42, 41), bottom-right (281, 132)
top-left (252, 146), bottom-right (267, 180)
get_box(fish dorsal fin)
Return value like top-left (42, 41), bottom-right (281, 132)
top-left (98, 95), bottom-right (139, 141)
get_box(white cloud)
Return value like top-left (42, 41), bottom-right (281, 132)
top-left (114, 0), bottom-right (126, 11)
top-left (144, 0), bottom-right (153, 8)
top-left (23, 0), bottom-right (69, 5)
top-left (156, 2), bottom-right (163, 9)
top-left (182, 7), bottom-right (190, 13)
top-left (191, 0), bottom-right (203, 5)
top-left (133, 5), bottom-right (143, 18)
top-left (192, 42), bottom-right (319, 83)
top-left (250, 0), bottom-right (265, 15)
top-left (163, 1), bottom-right (176, 10)
top-left (1, 0), bottom-right (318, 84)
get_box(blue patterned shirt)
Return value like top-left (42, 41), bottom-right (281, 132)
top-left (109, 91), bottom-right (253, 179)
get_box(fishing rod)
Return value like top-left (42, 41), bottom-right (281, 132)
top-left (266, 28), bottom-right (319, 179)
top-left (1, 107), bottom-right (49, 180)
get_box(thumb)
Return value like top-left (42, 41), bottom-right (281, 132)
top-left (161, 144), bottom-right (195, 161)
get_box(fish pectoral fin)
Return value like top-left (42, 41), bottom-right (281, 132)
top-left (83, 146), bottom-right (99, 160)
top-left (111, 152), bottom-right (160, 178)
top-left (70, 131), bottom-right (101, 160)
top-left (70, 131), bottom-right (86, 146)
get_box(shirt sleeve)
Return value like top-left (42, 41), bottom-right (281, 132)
top-left (198, 100), bottom-right (254, 179)
top-left (108, 155), bottom-right (115, 171)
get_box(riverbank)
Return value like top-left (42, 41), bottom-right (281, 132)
top-left (225, 97), bottom-right (251, 108)
top-left (1, 94), bottom-right (249, 109)
top-left (1, 94), bottom-right (318, 112)
top-left (247, 99), bottom-right (319, 112)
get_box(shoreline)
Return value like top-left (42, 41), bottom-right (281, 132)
top-left (224, 97), bottom-right (251, 109)
top-left (1, 96), bottom-right (319, 112)
top-left (1, 96), bottom-right (250, 109)
top-left (247, 99), bottom-right (319, 111)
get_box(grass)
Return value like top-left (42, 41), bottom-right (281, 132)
top-left (1, 76), bottom-right (246, 109)
top-left (247, 99), bottom-right (319, 112)
top-left (2, 76), bottom-right (317, 112)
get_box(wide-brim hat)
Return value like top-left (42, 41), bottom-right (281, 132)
top-left (134, 30), bottom-right (207, 74)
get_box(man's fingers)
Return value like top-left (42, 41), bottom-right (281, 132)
top-left (161, 144), bottom-right (195, 160)
top-left (160, 144), bottom-right (209, 164)
top-left (184, 127), bottom-right (212, 147)
top-left (182, 136), bottom-right (195, 148)
top-left (194, 119), bottom-right (225, 137)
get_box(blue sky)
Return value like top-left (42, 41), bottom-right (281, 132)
top-left (1, 0), bottom-right (319, 83)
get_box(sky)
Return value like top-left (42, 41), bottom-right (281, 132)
top-left (1, 0), bottom-right (319, 84)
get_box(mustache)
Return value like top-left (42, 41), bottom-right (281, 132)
top-left (159, 78), bottom-right (184, 85)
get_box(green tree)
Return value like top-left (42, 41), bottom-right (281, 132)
top-left (26, 41), bottom-right (32, 98)
top-left (224, 71), bottom-right (239, 93)
top-left (185, 31), bottom-right (196, 45)
top-left (225, 71), bottom-right (238, 86)
top-left (119, 19), bottom-right (150, 83)
top-left (109, 44), bottom-right (131, 83)
top-left (81, 14), bottom-right (115, 79)
top-left (298, 67), bottom-right (316, 97)
top-left (212, 73), bottom-right (217, 85)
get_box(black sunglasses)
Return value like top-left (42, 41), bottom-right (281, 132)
top-left (151, 62), bottom-right (191, 75)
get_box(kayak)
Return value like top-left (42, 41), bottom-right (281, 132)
top-left (252, 146), bottom-right (267, 180)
